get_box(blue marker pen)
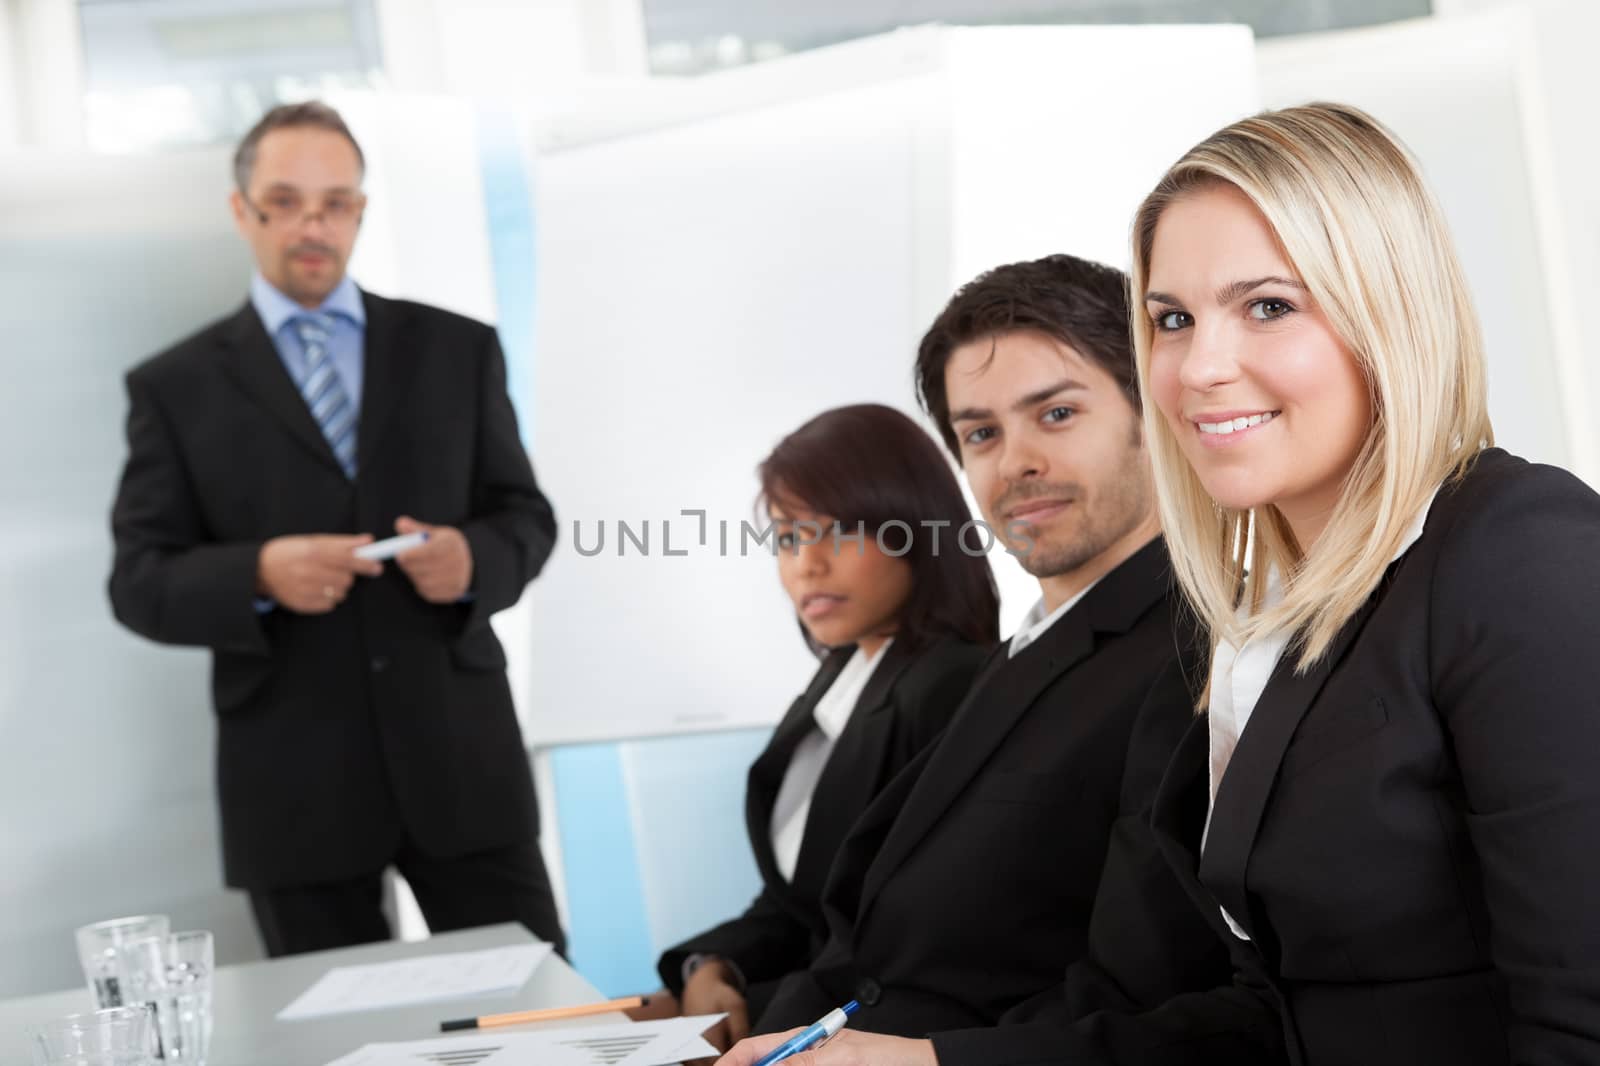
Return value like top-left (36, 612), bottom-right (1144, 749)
top-left (752, 1000), bottom-right (860, 1066)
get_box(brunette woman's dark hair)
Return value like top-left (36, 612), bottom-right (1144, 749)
top-left (758, 403), bottom-right (1000, 656)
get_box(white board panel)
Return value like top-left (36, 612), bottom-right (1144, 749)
top-left (528, 26), bottom-right (1260, 745)
top-left (530, 75), bottom-right (936, 745)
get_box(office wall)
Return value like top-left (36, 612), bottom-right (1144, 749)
top-left (0, 148), bottom-right (260, 998)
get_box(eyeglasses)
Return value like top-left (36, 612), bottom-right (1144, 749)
top-left (241, 187), bottom-right (366, 229)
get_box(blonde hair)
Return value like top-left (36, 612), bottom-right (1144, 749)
top-left (1129, 103), bottom-right (1493, 680)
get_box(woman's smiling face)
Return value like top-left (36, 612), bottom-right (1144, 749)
top-left (1144, 182), bottom-right (1374, 548)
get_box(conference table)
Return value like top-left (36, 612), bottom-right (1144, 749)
top-left (0, 923), bottom-right (628, 1066)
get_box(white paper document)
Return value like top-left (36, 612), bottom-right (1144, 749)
top-left (279, 943), bottom-right (554, 1021)
top-left (321, 1014), bottom-right (725, 1066)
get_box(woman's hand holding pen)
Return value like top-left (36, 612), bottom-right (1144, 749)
top-left (715, 1031), bottom-right (938, 1066)
top-left (683, 958), bottom-right (751, 1051)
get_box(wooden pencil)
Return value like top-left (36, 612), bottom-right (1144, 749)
top-left (440, 995), bottom-right (648, 1032)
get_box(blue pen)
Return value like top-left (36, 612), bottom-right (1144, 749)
top-left (752, 1000), bottom-right (860, 1066)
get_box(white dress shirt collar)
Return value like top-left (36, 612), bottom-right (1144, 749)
top-left (1008, 578), bottom-right (1102, 659)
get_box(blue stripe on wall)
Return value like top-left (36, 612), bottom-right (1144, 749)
top-left (474, 109), bottom-right (660, 989)
top-left (549, 743), bottom-right (656, 997)
top-left (475, 106), bottom-right (538, 442)
top-left (474, 109), bottom-right (768, 999)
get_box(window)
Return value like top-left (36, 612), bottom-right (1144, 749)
top-left (79, 0), bottom-right (384, 152)
top-left (644, 0), bottom-right (1434, 75)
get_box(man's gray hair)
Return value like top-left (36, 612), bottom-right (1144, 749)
top-left (233, 101), bottom-right (365, 192)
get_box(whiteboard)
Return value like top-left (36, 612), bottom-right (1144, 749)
top-left (527, 25), bottom-right (1259, 745)
top-left (529, 74), bottom-right (933, 746)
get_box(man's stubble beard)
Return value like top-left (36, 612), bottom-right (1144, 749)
top-left (1015, 440), bottom-right (1152, 580)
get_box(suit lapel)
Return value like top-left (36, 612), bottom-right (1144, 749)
top-left (1197, 594), bottom-right (1383, 942)
top-left (217, 303), bottom-right (344, 473)
top-left (854, 540), bottom-right (1171, 918)
top-left (789, 640), bottom-right (918, 896)
top-left (355, 291), bottom-right (414, 474)
top-left (1151, 717), bottom-right (1238, 937)
top-left (746, 651), bottom-right (853, 890)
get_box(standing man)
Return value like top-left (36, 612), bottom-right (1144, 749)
top-left (108, 102), bottom-right (565, 958)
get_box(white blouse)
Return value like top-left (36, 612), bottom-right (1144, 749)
top-left (768, 639), bottom-right (893, 881)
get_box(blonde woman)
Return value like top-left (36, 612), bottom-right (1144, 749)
top-left (719, 102), bottom-right (1600, 1066)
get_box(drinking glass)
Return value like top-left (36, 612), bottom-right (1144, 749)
top-left (75, 916), bottom-right (171, 1009)
top-left (117, 931), bottom-right (214, 1065)
top-left (28, 1004), bottom-right (159, 1066)
top-left (162, 932), bottom-right (214, 1065)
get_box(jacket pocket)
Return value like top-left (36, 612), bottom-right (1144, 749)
top-left (450, 627), bottom-right (508, 672)
top-left (1279, 696), bottom-right (1389, 781)
top-left (211, 652), bottom-right (275, 715)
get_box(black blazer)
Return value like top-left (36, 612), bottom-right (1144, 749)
top-left (931, 659), bottom-right (1253, 1066)
top-left (933, 449), bottom-right (1600, 1066)
top-left (657, 633), bottom-right (988, 1011)
top-left (108, 292), bottom-right (555, 890)
top-left (754, 540), bottom-right (1206, 1037)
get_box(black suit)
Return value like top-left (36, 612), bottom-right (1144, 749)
top-left (931, 449), bottom-right (1600, 1066)
top-left (754, 540), bottom-right (1208, 1036)
top-left (932, 657), bottom-right (1254, 1066)
top-left (108, 292), bottom-right (563, 954)
top-left (659, 633), bottom-right (988, 1015)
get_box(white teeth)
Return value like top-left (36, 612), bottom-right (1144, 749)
top-left (1198, 412), bottom-right (1276, 435)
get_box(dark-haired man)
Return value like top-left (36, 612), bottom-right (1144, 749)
top-left (708, 255), bottom-right (1228, 1049)
top-left (108, 102), bottom-right (565, 957)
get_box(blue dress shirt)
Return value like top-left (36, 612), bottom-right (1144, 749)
top-left (249, 271), bottom-right (367, 423)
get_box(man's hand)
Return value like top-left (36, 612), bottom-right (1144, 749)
top-left (716, 1031), bottom-right (938, 1066)
top-left (683, 959), bottom-right (750, 1052)
top-left (256, 534), bottom-right (383, 614)
top-left (393, 515), bottom-right (474, 603)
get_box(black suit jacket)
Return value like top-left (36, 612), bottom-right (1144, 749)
top-left (932, 657), bottom-right (1256, 1066)
top-left (108, 292), bottom-right (555, 890)
top-left (658, 633), bottom-right (988, 1012)
top-left (931, 449), bottom-right (1600, 1066)
top-left (754, 540), bottom-right (1205, 1037)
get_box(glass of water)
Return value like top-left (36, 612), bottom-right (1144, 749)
top-left (75, 917), bottom-right (170, 1009)
top-left (117, 932), bottom-right (214, 1065)
top-left (28, 1004), bottom-right (159, 1065)
top-left (162, 932), bottom-right (214, 1065)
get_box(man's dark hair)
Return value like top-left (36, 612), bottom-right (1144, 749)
top-left (233, 101), bottom-right (365, 192)
top-left (914, 253), bottom-right (1137, 461)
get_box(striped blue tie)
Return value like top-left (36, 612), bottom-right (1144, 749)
top-left (292, 313), bottom-right (358, 478)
